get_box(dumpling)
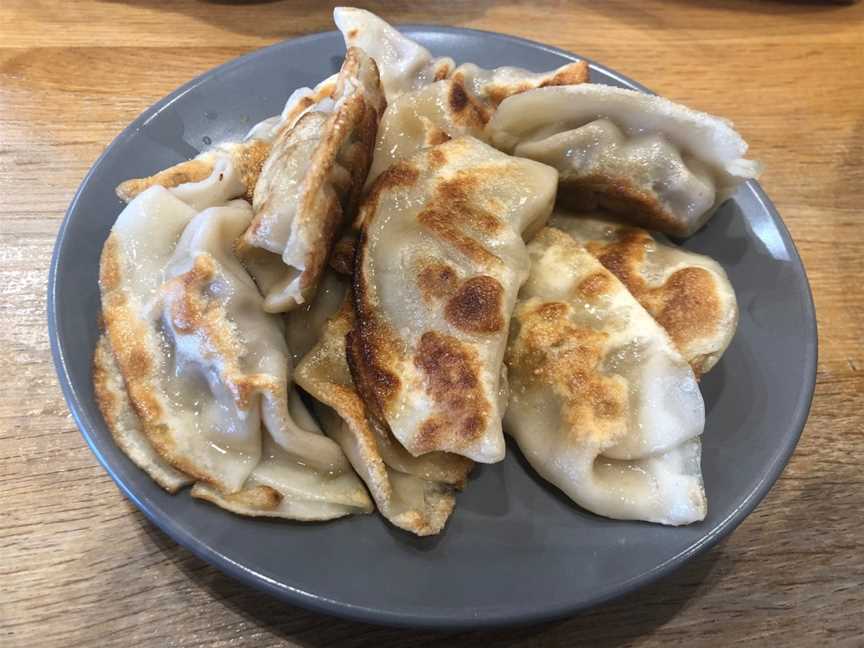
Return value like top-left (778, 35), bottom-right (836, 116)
top-left (552, 212), bottom-right (738, 375)
top-left (352, 137), bottom-right (558, 463)
top-left (99, 186), bottom-right (362, 510)
top-left (92, 334), bottom-right (192, 493)
top-left (191, 390), bottom-right (373, 520)
top-left (115, 139), bottom-right (271, 210)
top-left (244, 74), bottom-right (339, 143)
top-left (115, 75), bottom-right (338, 210)
top-left (294, 290), bottom-right (472, 535)
top-left (504, 227), bottom-right (706, 526)
top-left (334, 6), bottom-right (454, 101)
top-left (365, 60), bottom-right (589, 186)
top-left (95, 329), bottom-right (371, 518)
top-left (239, 46), bottom-right (385, 312)
top-left (487, 84), bottom-right (761, 236)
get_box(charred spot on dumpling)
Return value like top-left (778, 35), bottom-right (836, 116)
top-left (448, 79), bottom-right (470, 113)
top-left (416, 259), bottom-right (459, 302)
top-left (444, 275), bottom-right (505, 334)
top-left (413, 332), bottom-right (490, 451)
top-left (447, 80), bottom-right (489, 129)
top-left (427, 146), bottom-right (449, 169)
top-left (347, 27), bottom-right (359, 39)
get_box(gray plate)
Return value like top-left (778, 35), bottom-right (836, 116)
top-left (48, 26), bottom-right (817, 630)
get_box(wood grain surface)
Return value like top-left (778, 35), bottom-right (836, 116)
top-left (2, 1), bottom-right (862, 645)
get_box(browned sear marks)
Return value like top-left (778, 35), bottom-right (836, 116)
top-left (444, 276), bottom-right (504, 334)
top-left (588, 228), bottom-right (721, 364)
top-left (416, 259), bottom-right (459, 302)
top-left (413, 332), bottom-right (490, 453)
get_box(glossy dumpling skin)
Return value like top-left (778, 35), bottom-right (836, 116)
top-left (552, 212), bottom-right (738, 375)
top-left (94, 331), bottom-right (371, 519)
top-left (352, 137), bottom-right (558, 463)
top-left (115, 140), bottom-right (271, 211)
top-left (505, 228), bottom-right (707, 526)
top-left (240, 47), bottom-right (385, 312)
top-left (92, 334), bottom-right (192, 493)
top-left (99, 187), bottom-right (353, 495)
top-left (293, 288), bottom-right (473, 535)
top-left (115, 74), bottom-right (339, 211)
top-left (333, 6), bottom-right (454, 101)
top-left (487, 84), bottom-right (761, 236)
top-left (365, 60), bottom-right (589, 187)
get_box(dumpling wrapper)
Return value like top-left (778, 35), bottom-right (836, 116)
top-left (114, 76), bottom-right (339, 209)
top-left (100, 186), bottom-right (352, 495)
top-left (552, 212), bottom-right (738, 375)
top-left (294, 292), bottom-right (472, 535)
top-left (487, 84), bottom-right (761, 237)
top-left (93, 334), bottom-right (192, 493)
top-left (352, 136), bottom-right (558, 463)
top-left (365, 60), bottom-right (589, 187)
top-left (94, 333), bottom-right (371, 519)
top-left (240, 46), bottom-right (385, 312)
top-left (334, 6), bottom-right (454, 101)
top-left (505, 227), bottom-right (706, 526)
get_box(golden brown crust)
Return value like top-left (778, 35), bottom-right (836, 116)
top-left (558, 175), bottom-right (686, 237)
top-left (114, 139), bottom-right (271, 204)
top-left (586, 228), bottom-right (723, 375)
top-left (444, 276), bottom-right (505, 334)
top-left (507, 298), bottom-right (628, 447)
top-left (242, 48), bottom-right (385, 308)
top-left (92, 335), bottom-right (192, 494)
top-left (416, 258), bottom-right (459, 303)
top-left (412, 332), bottom-right (491, 455)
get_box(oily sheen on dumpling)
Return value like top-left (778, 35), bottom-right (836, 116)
top-left (333, 6), bottom-right (454, 101)
top-left (98, 187), bottom-right (368, 519)
top-left (240, 46), bottom-right (385, 312)
top-left (93, 334), bottom-right (192, 493)
top-left (552, 212), bottom-right (738, 375)
top-left (365, 60), bottom-right (589, 186)
top-left (505, 227), bottom-right (706, 526)
top-left (488, 84), bottom-right (761, 236)
top-left (293, 287), bottom-right (472, 535)
top-left (352, 137), bottom-right (558, 463)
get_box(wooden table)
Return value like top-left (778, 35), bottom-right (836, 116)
top-left (2, 1), bottom-right (862, 645)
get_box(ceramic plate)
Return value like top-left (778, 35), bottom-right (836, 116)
top-left (48, 26), bottom-right (817, 630)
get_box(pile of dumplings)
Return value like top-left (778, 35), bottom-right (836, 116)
top-left (94, 8), bottom-right (757, 535)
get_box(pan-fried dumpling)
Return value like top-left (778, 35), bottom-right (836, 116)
top-left (92, 334), bottom-right (192, 493)
top-left (115, 140), bottom-right (271, 210)
top-left (94, 328), bottom-right (371, 519)
top-left (352, 137), bottom-right (558, 463)
top-left (115, 74), bottom-right (340, 210)
top-left (365, 60), bottom-right (589, 186)
top-left (552, 213), bottom-right (738, 375)
top-left (488, 84), bottom-right (761, 236)
top-left (334, 7), bottom-right (454, 101)
top-left (294, 293), bottom-right (472, 535)
top-left (191, 390), bottom-right (373, 520)
top-left (505, 227), bottom-right (706, 526)
top-left (99, 186), bottom-right (354, 496)
top-left (244, 74), bottom-right (339, 143)
top-left (240, 47), bottom-right (385, 312)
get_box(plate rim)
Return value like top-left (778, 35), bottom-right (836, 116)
top-left (47, 24), bottom-right (818, 630)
